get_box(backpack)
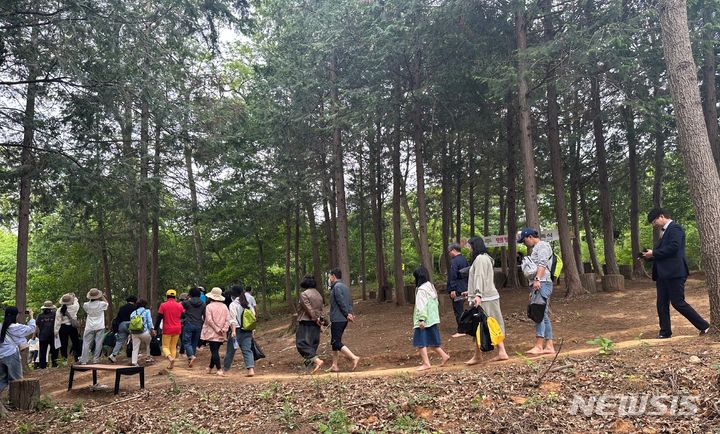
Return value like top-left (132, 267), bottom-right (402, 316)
top-left (550, 253), bottom-right (563, 283)
top-left (240, 307), bottom-right (256, 332)
top-left (474, 309), bottom-right (494, 352)
top-left (129, 309), bottom-right (145, 334)
top-left (487, 316), bottom-right (505, 347)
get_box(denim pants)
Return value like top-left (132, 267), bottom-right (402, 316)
top-left (80, 328), bottom-right (105, 364)
top-left (534, 281), bottom-right (553, 340)
top-left (223, 328), bottom-right (253, 371)
top-left (182, 322), bottom-right (202, 359)
top-left (111, 321), bottom-right (130, 357)
top-left (0, 351), bottom-right (23, 392)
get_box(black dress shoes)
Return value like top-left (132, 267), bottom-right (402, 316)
top-left (657, 334), bottom-right (671, 339)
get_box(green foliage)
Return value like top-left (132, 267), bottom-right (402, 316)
top-left (1, 0), bottom-right (716, 316)
top-left (36, 394), bottom-right (56, 411)
top-left (275, 396), bottom-right (299, 430)
top-left (384, 415), bottom-right (429, 433)
top-left (587, 336), bottom-right (616, 356)
top-left (258, 381), bottom-right (280, 400)
top-left (0, 231), bottom-right (16, 306)
top-left (318, 407), bottom-right (351, 434)
top-left (169, 417), bottom-right (210, 434)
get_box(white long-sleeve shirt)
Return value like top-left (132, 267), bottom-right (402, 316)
top-left (54, 297), bottom-right (80, 335)
top-left (83, 300), bottom-right (108, 331)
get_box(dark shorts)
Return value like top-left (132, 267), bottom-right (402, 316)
top-left (330, 321), bottom-right (348, 351)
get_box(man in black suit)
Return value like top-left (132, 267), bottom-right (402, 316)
top-left (642, 208), bottom-right (710, 338)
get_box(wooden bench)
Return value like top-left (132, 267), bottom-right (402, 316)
top-left (68, 364), bottom-right (144, 395)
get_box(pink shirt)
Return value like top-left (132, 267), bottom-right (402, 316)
top-left (201, 302), bottom-right (229, 342)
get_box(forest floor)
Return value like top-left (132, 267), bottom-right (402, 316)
top-left (4, 273), bottom-right (720, 433)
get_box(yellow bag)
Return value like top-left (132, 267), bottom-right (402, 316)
top-left (475, 315), bottom-right (505, 350)
top-left (487, 316), bottom-right (505, 346)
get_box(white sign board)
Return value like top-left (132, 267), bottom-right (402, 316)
top-left (483, 229), bottom-right (561, 247)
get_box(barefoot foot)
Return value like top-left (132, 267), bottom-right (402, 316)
top-left (311, 359), bottom-right (324, 374)
top-left (464, 358), bottom-right (479, 366)
top-left (525, 347), bottom-right (544, 355)
top-left (416, 365), bottom-right (432, 371)
top-left (351, 356), bottom-right (360, 371)
top-left (440, 355), bottom-right (450, 367)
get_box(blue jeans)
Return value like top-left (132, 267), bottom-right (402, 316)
top-left (534, 282), bottom-right (553, 340)
top-left (182, 322), bottom-right (202, 359)
top-left (223, 328), bottom-right (253, 371)
top-left (111, 321), bottom-right (130, 357)
top-left (0, 351), bottom-right (23, 392)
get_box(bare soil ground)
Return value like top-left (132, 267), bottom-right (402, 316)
top-left (5, 273), bottom-right (720, 433)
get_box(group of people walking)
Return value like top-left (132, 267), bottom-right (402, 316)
top-left (0, 208), bottom-right (714, 404)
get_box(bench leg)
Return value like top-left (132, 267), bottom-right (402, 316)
top-left (68, 367), bottom-right (75, 390)
top-left (114, 372), bottom-right (121, 395)
top-left (92, 370), bottom-right (97, 385)
top-left (139, 369), bottom-right (145, 389)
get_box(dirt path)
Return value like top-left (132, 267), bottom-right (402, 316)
top-left (26, 274), bottom-right (715, 400)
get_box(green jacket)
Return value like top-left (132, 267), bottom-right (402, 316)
top-left (413, 282), bottom-right (440, 328)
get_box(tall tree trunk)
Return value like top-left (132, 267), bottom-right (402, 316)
top-left (392, 71), bottom-right (406, 306)
top-left (294, 204), bottom-right (301, 300)
top-left (369, 121), bottom-right (387, 299)
top-left (98, 210), bottom-right (114, 323)
top-left (469, 148), bottom-right (476, 237)
top-left (498, 182), bottom-right (508, 278)
top-left (652, 127), bottom-right (666, 245)
top-left (137, 98), bottom-right (150, 301)
top-left (505, 90), bottom-right (520, 289)
top-left (515, 6), bottom-right (541, 229)
top-left (401, 188), bottom-right (422, 258)
top-left (441, 137), bottom-right (452, 273)
top-left (590, 75), bottom-right (620, 275)
top-left (256, 234), bottom-right (270, 318)
top-left (284, 214), bottom-right (293, 310)
top-left (359, 145), bottom-right (368, 300)
top-left (410, 50), bottom-right (433, 279)
top-left (330, 52), bottom-right (351, 285)
top-left (150, 120), bottom-right (161, 311)
top-left (322, 182), bottom-right (337, 269)
top-left (542, 0), bottom-right (584, 296)
top-left (622, 105), bottom-right (643, 278)
top-left (455, 146), bottom-right (462, 242)
top-left (570, 109), bottom-right (585, 273)
top-left (701, 1), bottom-right (720, 171)
top-left (305, 201), bottom-right (323, 299)
top-left (15, 32), bottom-right (39, 322)
top-left (184, 143), bottom-right (204, 282)
top-left (482, 181), bottom-right (491, 236)
top-left (580, 185), bottom-right (602, 276)
top-left (659, 0), bottom-right (720, 327)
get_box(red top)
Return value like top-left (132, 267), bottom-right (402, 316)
top-left (158, 299), bottom-right (185, 335)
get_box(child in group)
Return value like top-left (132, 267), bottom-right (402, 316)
top-left (412, 266), bottom-right (450, 371)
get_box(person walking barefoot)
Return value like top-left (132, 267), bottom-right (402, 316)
top-left (518, 228), bottom-right (556, 356)
top-left (464, 237), bottom-right (509, 365)
top-left (328, 268), bottom-right (360, 372)
top-left (412, 266), bottom-right (450, 371)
